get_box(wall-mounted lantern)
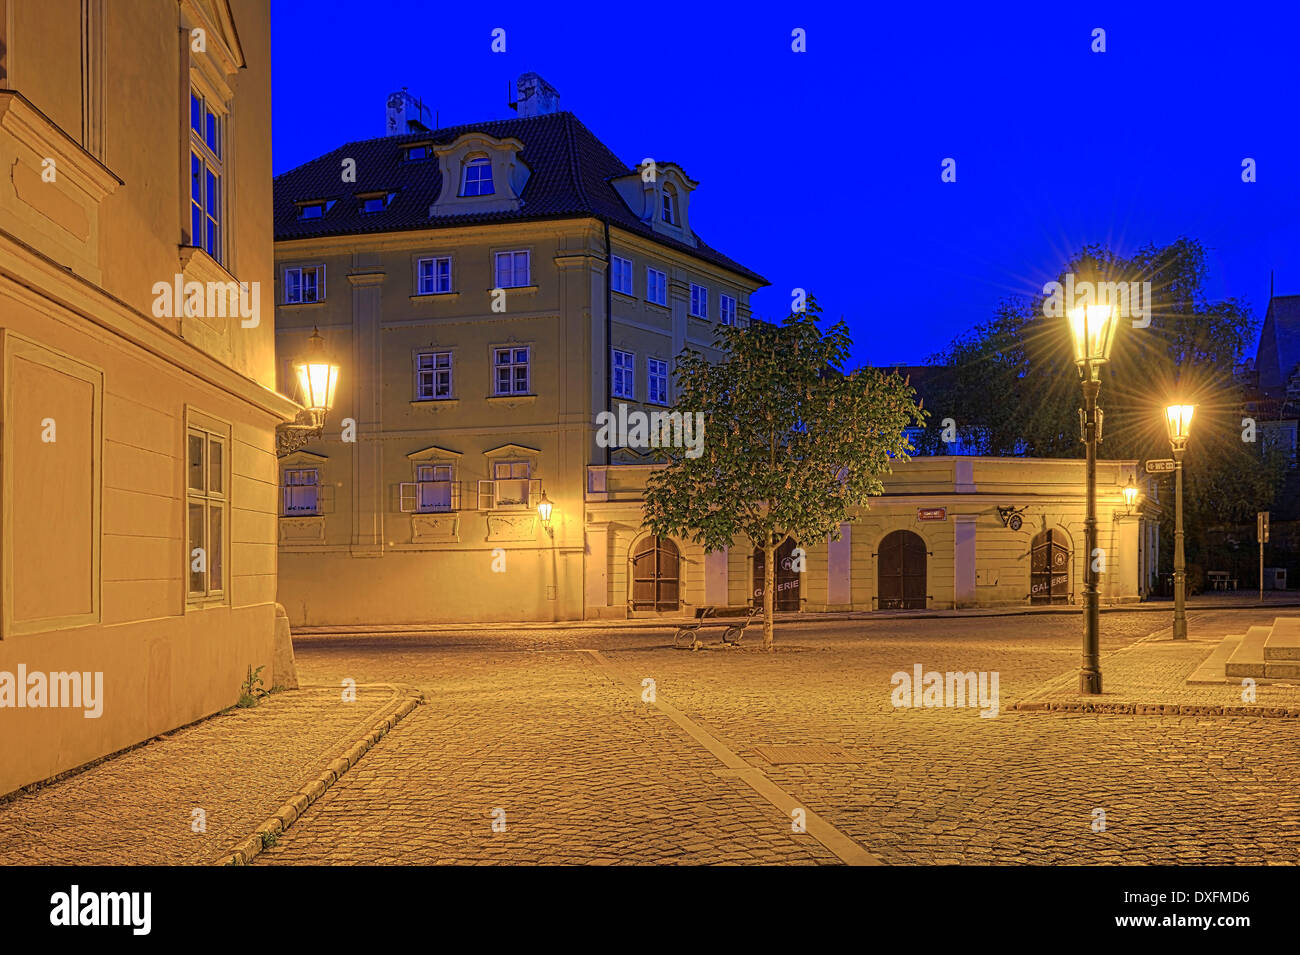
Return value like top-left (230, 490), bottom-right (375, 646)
top-left (276, 327), bottom-right (340, 457)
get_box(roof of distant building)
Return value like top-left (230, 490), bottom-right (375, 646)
top-left (273, 111), bottom-right (766, 286)
top-left (1256, 294), bottom-right (1300, 397)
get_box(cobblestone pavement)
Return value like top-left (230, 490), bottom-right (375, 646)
top-left (0, 685), bottom-right (408, 865)
top-left (260, 609), bottom-right (1300, 865)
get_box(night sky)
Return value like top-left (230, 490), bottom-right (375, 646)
top-left (271, 1), bottom-right (1300, 367)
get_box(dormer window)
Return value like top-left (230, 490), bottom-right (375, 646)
top-left (359, 192), bottom-right (395, 214)
top-left (461, 155), bottom-right (495, 196)
top-left (297, 199), bottom-right (335, 220)
top-left (403, 144), bottom-right (430, 161)
top-left (661, 184), bottom-right (678, 225)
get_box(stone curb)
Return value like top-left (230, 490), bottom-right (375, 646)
top-left (214, 685), bottom-right (423, 865)
top-left (1012, 700), bottom-right (1300, 718)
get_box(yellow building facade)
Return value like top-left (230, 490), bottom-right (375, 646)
top-left (0, 0), bottom-right (299, 796)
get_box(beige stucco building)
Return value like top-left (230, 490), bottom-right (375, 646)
top-left (0, 0), bottom-right (299, 796)
top-left (273, 76), bottom-right (1159, 626)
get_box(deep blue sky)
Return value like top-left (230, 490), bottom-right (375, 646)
top-left (271, 1), bottom-right (1300, 367)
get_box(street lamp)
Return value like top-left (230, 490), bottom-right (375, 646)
top-left (1068, 303), bottom-right (1118, 694)
top-left (1164, 403), bottom-right (1195, 640)
top-left (1122, 474), bottom-right (1140, 514)
top-left (536, 489), bottom-right (554, 536)
top-left (276, 327), bottom-right (341, 457)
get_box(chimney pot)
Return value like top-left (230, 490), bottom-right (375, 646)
top-left (511, 72), bottom-right (560, 118)
top-left (386, 89), bottom-right (432, 136)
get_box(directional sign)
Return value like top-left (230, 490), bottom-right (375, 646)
top-left (1145, 459), bottom-right (1176, 473)
top-left (917, 507), bottom-right (947, 522)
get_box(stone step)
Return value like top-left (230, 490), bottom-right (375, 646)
top-left (1263, 617), bottom-right (1300, 662)
top-left (1264, 660), bottom-right (1300, 680)
top-left (1224, 625), bottom-right (1275, 678)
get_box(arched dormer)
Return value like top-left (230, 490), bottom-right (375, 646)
top-left (430, 133), bottom-right (529, 216)
top-left (610, 161), bottom-right (698, 247)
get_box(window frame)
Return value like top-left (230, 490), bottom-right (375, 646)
top-left (646, 267), bottom-right (667, 307)
top-left (461, 154), bottom-right (495, 197)
top-left (719, 293), bottom-right (737, 326)
top-left (689, 283), bottom-right (708, 319)
top-left (415, 351), bottom-right (454, 401)
top-left (647, 357), bottom-right (669, 406)
top-left (494, 250), bottom-right (531, 289)
top-left (611, 255), bottom-right (634, 295)
top-left (612, 348), bottom-right (636, 400)
top-left (281, 467), bottom-right (321, 517)
top-left (185, 412), bottom-right (230, 607)
top-left (283, 265), bottom-right (326, 305)
top-left (492, 346), bottom-right (531, 396)
top-left (416, 255), bottom-right (453, 295)
top-left (401, 462), bottom-right (458, 514)
top-left (188, 85), bottom-right (226, 264)
top-left (661, 185), bottom-right (678, 225)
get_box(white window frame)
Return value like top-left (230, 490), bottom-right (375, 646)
top-left (417, 256), bottom-right (453, 295)
top-left (493, 346), bottom-right (530, 395)
top-left (282, 467), bottom-right (321, 516)
top-left (401, 463), bottom-right (458, 514)
top-left (646, 267), bottom-right (667, 307)
top-left (478, 460), bottom-right (539, 511)
top-left (611, 255), bottom-right (634, 295)
top-left (494, 250), bottom-right (530, 289)
top-left (720, 293), bottom-right (737, 326)
top-left (189, 85), bottom-right (226, 263)
top-left (462, 155), bottom-right (495, 196)
top-left (690, 283), bottom-right (708, 319)
top-left (612, 349), bottom-right (636, 400)
top-left (283, 265), bottom-right (326, 304)
top-left (647, 357), bottom-right (669, 406)
top-left (415, 351), bottom-right (454, 400)
top-left (661, 185), bottom-right (677, 225)
top-left (186, 419), bottom-right (228, 604)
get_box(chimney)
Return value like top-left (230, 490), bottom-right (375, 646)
top-left (510, 72), bottom-right (560, 118)
top-left (386, 89), bottom-right (432, 136)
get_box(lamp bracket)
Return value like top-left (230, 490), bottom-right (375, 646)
top-left (276, 408), bottom-right (327, 458)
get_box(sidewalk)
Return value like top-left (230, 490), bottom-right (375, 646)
top-left (0, 683), bottom-right (421, 865)
top-left (294, 592), bottom-right (1300, 635)
top-left (1014, 610), bottom-right (1300, 717)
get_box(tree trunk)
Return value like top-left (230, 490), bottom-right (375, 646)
top-left (763, 538), bottom-right (775, 650)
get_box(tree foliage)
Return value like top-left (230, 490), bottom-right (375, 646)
top-left (642, 297), bottom-right (926, 647)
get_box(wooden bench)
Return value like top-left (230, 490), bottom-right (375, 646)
top-left (674, 606), bottom-right (760, 650)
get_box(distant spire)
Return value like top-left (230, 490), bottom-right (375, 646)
top-left (1270, 270), bottom-right (1274, 299)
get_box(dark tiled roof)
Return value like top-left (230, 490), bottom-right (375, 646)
top-left (273, 111), bottom-right (766, 286)
top-left (1256, 294), bottom-right (1300, 397)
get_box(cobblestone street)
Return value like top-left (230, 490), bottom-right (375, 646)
top-left (257, 609), bottom-right (1300, 865)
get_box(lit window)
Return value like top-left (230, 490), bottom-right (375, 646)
top-left (690, 284), bottom-right (708, 319)
top-left (282, 468), bottom-right (320, 516)
top-left (401, 463), bottom-right (458, 513)
top-left (493, 460), bottom-right (531, 508)
top-left (462, 155), bottom-right (494, 196)
top-left (613, 349), bottom-right (635, 399)
top-left (495, 250), bottom-right (530, 288)
top-left (283, 265), bottom-right (326, 304)
top-left (416, 351), bottom-right (453, 400)
top-left (611, 255), bottom-right (634, 295)
top-left (360, 193), bottom-right (393, 214)
top-left (720, 294), bottom-right (737, 326)
top-left (189, 88), bottom-right (224, 262)
top-left (646, 267), bottom-right (667, 306)
top-left (661, 184), bottom-right (678, 225)
top-left (647, 358), bottom-right (668, 405)
top-left (417, 256), bottom-right (452, 294)
top-left (494, 346), bottom-right (530, 395)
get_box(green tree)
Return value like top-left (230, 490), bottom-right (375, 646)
top-left (920, 238), bottom-right (1287, 577)
top-left (642, 297), bottom-right (926, 649)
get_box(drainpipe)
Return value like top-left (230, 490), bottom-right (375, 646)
top-left (603, 219), bottom-right (612, 466)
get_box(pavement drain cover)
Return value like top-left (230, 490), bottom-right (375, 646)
top-left (753, 744), bottom-right (858, 765)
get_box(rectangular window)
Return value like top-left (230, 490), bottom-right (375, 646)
top-left (690, 283), bottom-right (708, 319)
top-left (403, 144), bottom-right (429, 161)
top-left (417, 256), bottom-right (452, 295)
top-left (611, 255), bottom-right (634, 295)
top-left (282, 468), bottom-right (320, 516)
top-left (494, 250), bottom-right (530, 289)
top-left (283, 265), bottom-right (326, 304)
top-left (189, 87), bottom-right (224, 263)
top-left (416, 464), bottom-right (454, 512)
top-left (186, 421), bottom-right (227, 601)
top-left (647, 358), bottom-right (668, 405)
top-left (416, 351), bottom-right (453, 400)
top-left (646, 267), bottom-right (667, 306)
top-left (493, 460), bottom-right (530, 508)
top-left (493, 346), bottom-right (530, 395)
top-left (720, 293), bottom-right (737, 326)
top-left (612, 349), bottom-right (635, 400)
top-left (361, 195), bottom-right (387, 213)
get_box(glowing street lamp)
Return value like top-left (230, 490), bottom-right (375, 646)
top-left (1067, 302), bottom-right (1118, 695)
top-left (536, 489), bottom-right (554, 535)
top-left (276, 327), bottom-right (341, 457)
top-left (1122, 475), bottom-right (1140, 514)
top-left (1164, 403), bottom-right (1195, 640)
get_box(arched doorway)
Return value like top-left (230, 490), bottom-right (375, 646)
top-left (878, 530), bottom-right (927, 610)
top-left (753, 539), bottom-right (801, 611)
top-left (1030, 528), bottom-right (1072, 604)
top-left (630, 536), bottom-right (680, 611)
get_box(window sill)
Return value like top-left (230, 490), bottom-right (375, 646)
top-left (490, 285), bottom-right (538, 294)
top-left (410, 291), bottom-right (461, 302)
top-left (410, 398), bottom-right (460, 410)
top-left (645, 300), bottom-right (670, 312)
top-left (612, 289), bottom-right (637, 301)
top-left (279, 299), bottom-right (327, 309)
top-left (486, 393), bottom-right (537, 407)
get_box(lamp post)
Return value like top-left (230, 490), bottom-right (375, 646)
top-left (1164, 403), bottom-right (1195, 640)
top-left (277, 326), bottom-right (341, 457)
top-left (536, 489), bottom-right (554, 537)
top-left (1068, 303), bottom-right (1118, 694)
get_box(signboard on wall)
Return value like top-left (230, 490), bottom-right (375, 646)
top-left (917, 507), bottom-right (947, 522)
top-left (1145, 459), bottom-right (1175, 473)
